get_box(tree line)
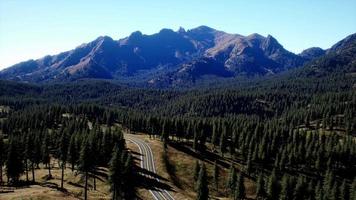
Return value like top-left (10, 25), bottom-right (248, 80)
top-left (0, 115), bottom-right (135, 200)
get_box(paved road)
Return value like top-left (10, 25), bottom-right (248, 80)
top-left (126, 135), bottom-right (175, 200)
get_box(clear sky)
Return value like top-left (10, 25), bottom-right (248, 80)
top-left (0, 0), bottom-right (355, 69)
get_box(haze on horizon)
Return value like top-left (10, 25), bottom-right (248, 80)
top-left (0, 0), bottom-right (355, 70)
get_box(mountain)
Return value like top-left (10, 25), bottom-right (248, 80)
top-left (0, 26), bottom-right (354, 87)
top-left (299, 47), bottom-right (325, 60)
top-left (296, 33), bottom-right (356, 77)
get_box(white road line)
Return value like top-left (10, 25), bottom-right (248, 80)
top-left (127, 137), bottom-right (174, 200)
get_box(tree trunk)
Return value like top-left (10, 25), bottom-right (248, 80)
top-left (84, 171), bottom-right (88, 200)
top-left (93, 173), bottom-right (96, 190)
top-left (32, 162), bottom-right (35, 182)
top-left (25, 160), bottom-right (29, 182)
top-left (0, 164), bottom-right (2, 186)
top-left (71, 162), bottom-right (74, 171)
top-left (112, 185), bottom-right (116, 200)
top-left (48, 162), bottom-right (52, 177)
top-left (61, 162), bottom-right (65, 189)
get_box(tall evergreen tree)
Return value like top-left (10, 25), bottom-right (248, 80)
top-left (124, 153), bottom-right (135, 199)
top-left (0, 135), bottom-right (4, 185)
top-left (194, 160), bottom-right (200, 182)
top-left (339, 179), bottom-right (349, 200)
top-left (59, 130), bottom-right (69, 189)
top-left (6, 140), bottom-right (24, 184)
top-left (350, 178), bottom-right (356, 200)
top-left (227, 164), bottom-right (237, 195)
top-left (279, 175), bottom-right (294, 200)
top-left (196, 163), bottom-right (209, 200)
top-left (234, 173), bottom-right (245, 200)
top-left (256, 173), bottom-right (266, 200)
top-left (315, 181), bottom-right (323, 200)
top-left (79, 139), bottom-right (93, 200)
top-left (267, 169), bottom-right (279, 200)
top-left (68, 134), bottom-right (78, 171)
top-left (293, 176), bottom-right (307, 200)
top-left (41, 133), bottom-right (51, 178)
top-left (109, 147), bottom-right (122, 200)
top-left (219, 132), bottom-right (226, 157)
top-left (213, 161), bottom-right (219, 191)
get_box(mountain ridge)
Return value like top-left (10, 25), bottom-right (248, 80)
top-left (0, 26), bottom-right (355, 87)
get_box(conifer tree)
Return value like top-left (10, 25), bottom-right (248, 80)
top-left (234, 173), bottom-right (245, 200)
top-left (293, 176), bottom-right (307, 200)
top-left (0, 135), bottom-right (4, 185)
top-left (267, 169), bottom-right (279, 200)
top-left (6, 140), bottom-right (24, 184)
top-left (68, 134), bottom-right (78, 171)
top-left (213, 161), bottom-right (219, 191)
top-left (41, 133), bottom-right (51, 178)
top-left (196, 163), bottom-right (209, 200)
top-left (211, 122), bottom-right (218, 149)
top-left (122, 152), bottom-right (135, 199)
top-left (339, 179), bottom-right (349, 200)
top-left (79, 139), bottom-right (93, 200)
top-left (193, 129), bottom-right (199, 151)
top-left (109, 147), bottom-right (122, 200)
top-left (194, 160), bottom-right (200, 182)
top-left (323, 170), bottom-right (336, 200)
top-left (256, 173), bottom-right (266, 200)
top-left (227, 164), bottom-right (237, 195)
top-left (219, 132), bottom-right (226, 157)
top-left (24, 133), bottom-right (32, 182)
top-left (350, 178), bottom-right (356, 200)
top-left (315, 181), bottom-right (323, 200)
top-left (59, 130), bottom-right (69, 189)
top-left (279, 175), bottom-right (294, 200)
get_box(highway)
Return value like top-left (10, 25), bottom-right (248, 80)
top-left (126, 135), bottom-right (175, 200)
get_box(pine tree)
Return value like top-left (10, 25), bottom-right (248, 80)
top-left (227, 164), bottom-right (237, 195)
top-left (213, 161), bottom-right (219, 191)
top-left (24, 133), bottom-right (33, 182)
top-left (79, 139), bottom-right (94, 200)
top-left (211, 122), bottom-right (218, 149)
top-left (68, 134), bottom-right (78, 171)
top-left (267, 169), bottom-right (279, 200)
top-left (196, 163), bottom-right (209, 200)
top-left (219, 132), bottom-right (226, 157)
top-left (323, 170), bottom-right (336, 200)
top-left (339, 179), bottom-right (349, 200)
top-left (234, 173), bottom-right (245, 200)
top-left (194, 160), bottom-right (200, 182)
top-left (193, 129), bottom-right (199, 151)
top-left (256, 173), bottom-right (266, 200)
top-left (315, 181), bottom-right (323, 200)
top-left (280, 175), bottom-right (292, 200)
top-left (109, 147), bottom-right (122, 200)
top-left (350, 178), bottom-right (356, 200)
top-left (293, 176), bottom-right (307, 200)
top-left (329, 181), bottom-right (338, 200)
top-left (0, 135), bottom-right (4, 185)
top-left (6, 140), bottom-right (24, 184)
top-left (59, 130), bottom-right (69, 189)
top-left (41, 133), bottom-right (51, 178)
top-left (122, 152), bottom-right (135, 199)
top-left (246, 155), bottom-right (252, 175)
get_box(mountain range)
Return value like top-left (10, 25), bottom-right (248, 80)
top-left (0, 26), bottom-right (355, 87)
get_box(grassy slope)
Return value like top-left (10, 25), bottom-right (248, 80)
top-left (1, 162), bottom-right (110, 200)
top-left (126, 132), bottom-right (256, 200)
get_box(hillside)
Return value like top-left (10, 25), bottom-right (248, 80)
top-left (0, 26), bottom-right (309, 86)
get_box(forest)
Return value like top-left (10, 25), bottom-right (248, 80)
top-left (0, 49), bottom-right (356, 200)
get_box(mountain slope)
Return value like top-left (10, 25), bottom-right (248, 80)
top-left (1, 26), bottom-right (353, 86)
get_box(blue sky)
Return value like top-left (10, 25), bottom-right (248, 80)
top-left (0, 0), bottom-right (355, 69)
